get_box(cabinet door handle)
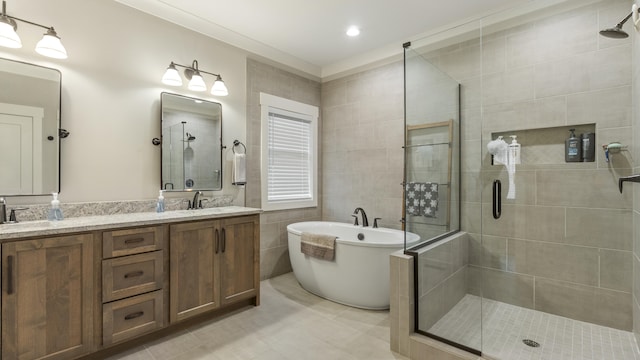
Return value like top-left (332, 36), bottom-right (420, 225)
top-left (221, 228), bottom-right (226, 253)
top-left (7, 255), bottom-right (14, 295)
top-left (124, 311), bottom-right (144, 320)
top-left (124, 270), bottom-right (144, 279)
top-left (215, 229), bottom-right (220, 254)
top-left (124, 238), bottom-right (144, 245)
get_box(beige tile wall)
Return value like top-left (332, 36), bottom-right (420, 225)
top-left (632, 0), bottom-right (640, 345)
top-left (246, 59), bottom-right (322, 280)
top-left (321, 62), bottom-right (405, 229)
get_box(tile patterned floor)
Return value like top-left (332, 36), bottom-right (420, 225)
top-left (108, 273), bottom-right (407, 360)
top-left (429, 294), bottom-right (640, 360)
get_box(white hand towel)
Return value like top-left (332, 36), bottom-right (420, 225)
top-left (232, 153), bottom-right (246, 185)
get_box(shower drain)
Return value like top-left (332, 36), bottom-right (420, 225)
top-left (522, 339), bottom-right (541, 348)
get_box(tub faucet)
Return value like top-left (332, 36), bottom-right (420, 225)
top-left (189, 191), bottom-right (203, 209)
top-left (353, 207), bottom-right (369, 227)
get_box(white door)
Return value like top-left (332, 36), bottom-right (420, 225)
top-left (0, 103), bottom-right (43, 194)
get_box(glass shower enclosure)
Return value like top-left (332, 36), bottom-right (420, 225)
top-left (404, 0), bottom-right (639, 358)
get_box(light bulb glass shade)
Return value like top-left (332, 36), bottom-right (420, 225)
top-left (162, 64), bottom-right (182, 86)
top-left (211, 75), bottom-right (228, 96)
top-left (35, 29), bottom-right (67, 59)
top-left (0, 18), bottom-right (21, 48)
top-left (188, 72), bottom-right (206, 92)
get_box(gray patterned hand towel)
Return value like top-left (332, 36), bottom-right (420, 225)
top-left (405, 182), bottom-right (422, 216)
top-left (422, 182), bottom-right (439, 218)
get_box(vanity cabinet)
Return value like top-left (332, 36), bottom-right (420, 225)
top-left (169, 215), bottom-right (259, 322)
top-left (0, 209), bottom-right (260, 360)
top-left (1, 233), bottom-right (95, 360)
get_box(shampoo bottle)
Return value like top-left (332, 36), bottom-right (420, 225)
top-left (565, 129), bottom-right (581, 162)
top-left (48, 192), bottom-right (64, 221)
top-left (156, 190), bottom-right (165, 213)
top-left (581, 132), bottom-right (595, 162)
top-left (508, 135), bottom-right (521, 165)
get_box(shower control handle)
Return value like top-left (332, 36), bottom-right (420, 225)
top-left (618, 175), bottom-right (640, 193)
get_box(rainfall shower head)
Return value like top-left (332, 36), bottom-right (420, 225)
top-left (600, 23), bottom-right (629, 39)
top-left (599, 6), bottom-right (639, 39)
top-left (186, 132), bottom-right (196, 141)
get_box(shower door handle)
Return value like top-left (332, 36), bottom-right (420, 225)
top-left (493, 180), bottom-right (501, 219)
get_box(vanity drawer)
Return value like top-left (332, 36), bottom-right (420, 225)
top-left (103, 226), bottom-right (163, 258)
top-left (103, 290), bottom-right (164, 346)
top-left (102, 251), bottom-right (163, 302)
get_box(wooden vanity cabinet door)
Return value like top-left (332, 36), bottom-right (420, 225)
top-left (2, 234), bottom-right (94, 360)
top-left (219, 215), bottom-right (260, 306)
top-left (169, 220), bottom-right (220, 323)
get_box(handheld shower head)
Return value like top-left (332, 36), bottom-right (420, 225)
top-left (186, 132), bottom-right (196, 141)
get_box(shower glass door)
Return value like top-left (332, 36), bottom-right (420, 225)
top-left (404, 40), bottom-right (476, 352)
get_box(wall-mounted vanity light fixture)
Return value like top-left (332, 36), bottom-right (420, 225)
top-left (0, 0), bottom-right (67, 59)
top-left (162, 60), bottom-right (228, 96)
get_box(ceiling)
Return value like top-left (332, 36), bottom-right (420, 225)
top-left (116, 0), bottom-right (533, 79)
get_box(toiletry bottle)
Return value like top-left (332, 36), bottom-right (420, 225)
top-left (156, 190), bottom-right (165, 213)
top-left (565, 129), bottom-right (581, 162)
top-left (581, 132), bottom-right (595, 162)
top-left (509, 135), bottom-right (521, 165)
top-left (48, 192), bottom-right (64, 221)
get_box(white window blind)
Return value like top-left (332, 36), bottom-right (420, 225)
top-left (267, 109), bottom-right (312, 202)
top-left (260, 93), bottom-right (318, 211)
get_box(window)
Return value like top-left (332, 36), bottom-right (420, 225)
top-left (260, 93), bottom-right (318, 211)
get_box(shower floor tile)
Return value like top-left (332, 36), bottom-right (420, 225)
top-left (428, 294), bottom-right (640, 360)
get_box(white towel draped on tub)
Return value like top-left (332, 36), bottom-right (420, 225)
top-left (232, 153), bottom-right (246, 185)
top-left (300, 232), bottom-right (337, 261)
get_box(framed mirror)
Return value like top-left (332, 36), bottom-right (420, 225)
top-left (161, 92), bottom-right (222, 191)
top-left (0, 58), bottom-right (61, 196)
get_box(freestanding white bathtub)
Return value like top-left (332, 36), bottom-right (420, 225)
top-left (287, 221), bottom-right (420, 310)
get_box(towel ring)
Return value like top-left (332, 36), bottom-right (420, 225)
top-left (232, 140), bottom-right (246, 154)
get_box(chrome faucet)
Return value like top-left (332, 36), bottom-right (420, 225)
top-left (353, 207), bottom-right (369, 227)
top-left (189, 191), bottom-right (203, 209)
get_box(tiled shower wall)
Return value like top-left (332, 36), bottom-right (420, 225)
top-left (246, 59), bottom-right (322, 280)
top-left (454, 0), bottom-right (633, 331)
top-left (632, 0), bottom-right (640, 344)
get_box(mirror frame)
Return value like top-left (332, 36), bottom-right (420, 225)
top-left (160, 92), bottom-right (223, 192)
top-left (0, 57), bottom-right (62, 196)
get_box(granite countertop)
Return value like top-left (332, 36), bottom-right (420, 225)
top-left (0, 206), bottom-right (262, 240)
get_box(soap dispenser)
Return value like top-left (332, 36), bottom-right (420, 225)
top-left (565, 128), bottom-right (581, 162)
top-left (156, 190), bottom-right (165, 213)
top-left (508, 135), bottom-right (521, 165)
top-left (48, 192), bottom-right (64, 221)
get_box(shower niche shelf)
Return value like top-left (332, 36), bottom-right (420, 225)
top-left (490, 123), bottom-right (595, 167)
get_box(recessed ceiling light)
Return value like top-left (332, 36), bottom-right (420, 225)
top-left (346, 26), bottom-right (360, 37)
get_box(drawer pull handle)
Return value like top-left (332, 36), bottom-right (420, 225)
top-left (124, 271), bottom-right (144, 279)
top-left (7, 255), bottom-right (14, 295)
top-left (124, 238), bottom-right (145, 245)
top-left (124, 311), bottom-right (144, 320)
